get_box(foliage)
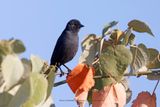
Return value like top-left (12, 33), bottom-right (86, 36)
top-left (0, 39), bottom-right (55, 107)
top-left (78, 19), bottom-right (160, 106)
top-left (0, 19), bottom-right (159, 107)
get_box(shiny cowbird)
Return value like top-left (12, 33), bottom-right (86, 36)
top-left (50, 19), bottom-right (84, 75)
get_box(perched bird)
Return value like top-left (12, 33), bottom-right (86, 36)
top-left (50, 19), bottom-right (84, 75)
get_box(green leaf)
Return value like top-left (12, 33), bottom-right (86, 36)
top-left (122, 28), bottom-right (132, 45)
top-left (8, 82), bottom-right (30, 107)
top-left (110, 29), bottom-right (124, 42)
top-left (130, 44), bottom-right (148, 72)
top-left (120, 79), bottom-right (132, 103)
top-left (46, 67), bottom-right (55, 100)
top-left (0, 40), bottom-right (12, 57)
top-left (79, 34), bottom-right (99, 65)
top-left (128, 19), bottom-right (154, 36)
top-left (126, 88), bottom-right (132, 103)
top-left (22, 101), bottom-right (35, 107)
top-left (131, 44), bottom-right (160, 71)
top-left (0, 72), bottom-right (4, 87)
top-left (95, 57), bottom-right (117, 90)
top-left (87, 89), bottom-right (93, 105)
top-left (128, 33), bottom-right (135, 45)
top-left (102, 21), bottom-right (118, 37)
top-left (8, 72), bottom-right (48, 107)
top-left (147, 49), bottom-right (160, 69)
top-left (1, 55), bottom-right (24, 91)
top-left (31, 55), bottom-right (45, 73)
top-left (0, 92), bottom-right (13, 107)
top-left (10, 39), bottom-right (26, 54)
top-left (21, 58), bottom-right (32, 74)
top-left (95, 45), bottom-right (132, 90)
top-left (0, 39), bottom-right (25, 56)
top-left (147, 71), bottom-right (160, 80)
top-left (25, 73), bottom-right (48, 105)
top-left (42, 96), bottom-right (55, 107)
top-left (21, 58), bottom-right (32, 82)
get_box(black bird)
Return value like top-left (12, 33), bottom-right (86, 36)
top-left (50, 19), bottom-right (84, 75)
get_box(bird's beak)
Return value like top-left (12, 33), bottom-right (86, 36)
top-left (80, 24), bottom-right (84, 28)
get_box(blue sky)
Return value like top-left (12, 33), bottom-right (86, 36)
top-left (0, 0), bottom-right (160, 107)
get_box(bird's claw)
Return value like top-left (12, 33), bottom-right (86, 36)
top-left (59, 71), bottom-right (65, 77)
top-left (66, 70), bottom-right (71, 75)
top-left (63, 64), bottom-right (71, 73)
top-left (67, 69), bottom-right (71, 73)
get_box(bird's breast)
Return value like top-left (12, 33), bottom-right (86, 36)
top-left (62, 32), bottom-right (79, 62)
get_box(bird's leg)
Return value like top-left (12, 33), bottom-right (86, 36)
top-left (59, 67), bottom-right (65, 77)
top-left (62, 64), bottom-right (71, 73)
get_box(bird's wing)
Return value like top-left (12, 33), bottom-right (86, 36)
top-left (50, 31), bottom-right (66, 65)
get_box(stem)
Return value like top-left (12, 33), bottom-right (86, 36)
top-left (54, 80), bottom-right (66, 87)
top-left (152, 80), bottom-right (159, 94)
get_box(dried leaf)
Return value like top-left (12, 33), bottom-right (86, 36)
top-left (75, 91), bottom-right (88, 107)
top-left (92, 83), bottom-right (126, 107)
top-left (79, 34), bottom-right (99, 65)
top-left (1, 55), bottom-right (24, 91)
top-left (66, 64), bottom-right (95, 93)
top-left (128, 19), bottom-right (154, 36)
top-left (132, 91), bottom-right (156, 107)
top-left (67, 64), bottom-right (95, 107)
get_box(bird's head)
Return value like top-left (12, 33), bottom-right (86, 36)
top-left (66, 19), bottom-right (84, 33)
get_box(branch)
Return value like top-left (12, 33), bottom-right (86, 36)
top-left (54, 80), bottom-right (66, 87)
top-left (54, 70), bottom-right (160, 87)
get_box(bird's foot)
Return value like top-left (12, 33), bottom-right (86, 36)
top-left (59, 67), bottom-right (65, 77)
top-left (67, 70), bottom-right (71, 75)
top-left (63, 64), bottom-right (71, 74)
top-left (59, 71), bottom-right (65, 77)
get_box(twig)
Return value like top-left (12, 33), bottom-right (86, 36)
top-left (54, 70), bottom-right (160, 87)
top-left (54, 80), bottom-right (66, 87)
top-left (55, 72), bottom-right (68, 76)
top-left (152, 80), bottom-right (159, 94)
